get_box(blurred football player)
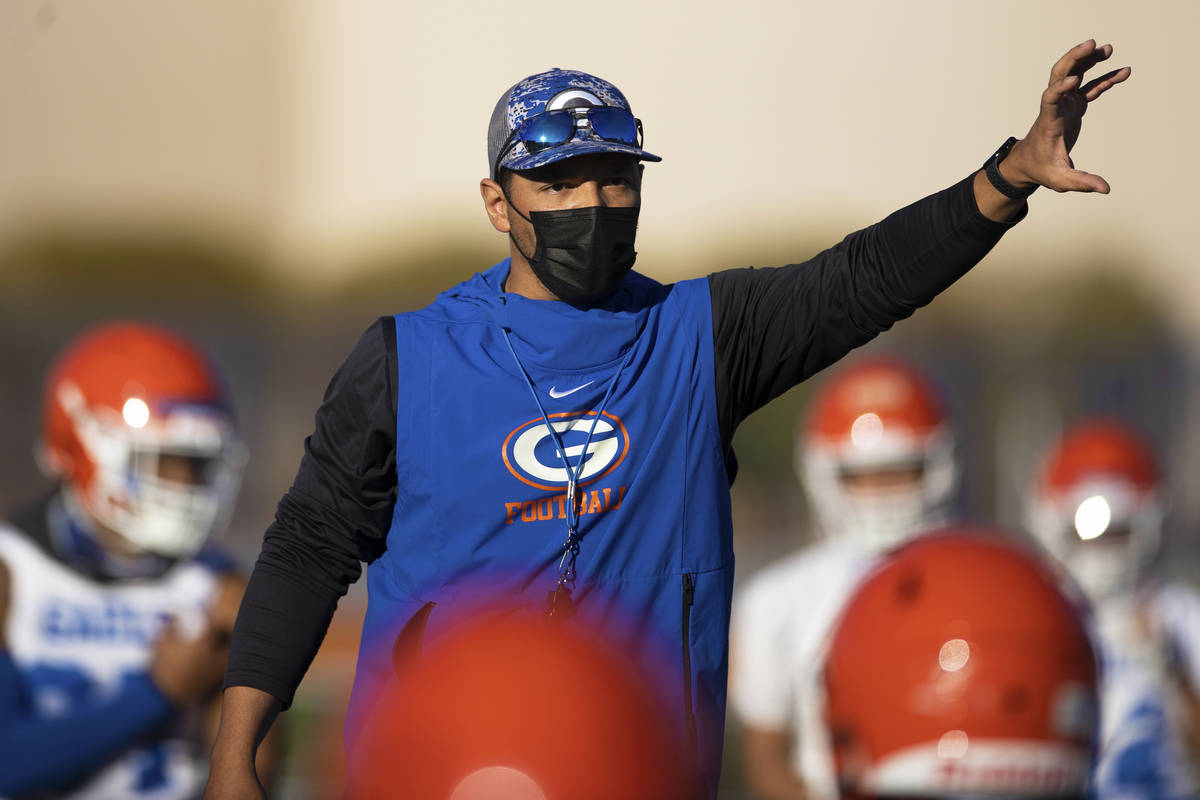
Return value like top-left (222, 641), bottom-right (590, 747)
top-left (731, 357), bottom-right (957, 799)
top-left (823, 530), bottom-right (1099, 799)
top-left (1028, 419), bottom-right (1200, 799)
top-left (0, 322), bottom-right (267, 797)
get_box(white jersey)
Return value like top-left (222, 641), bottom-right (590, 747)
top-left (730, 538), bottom-right (877, 800)
top-left (0, 520), bottom-right (222, 799)
top-left (1090, 583), bottom-right (1200, 800)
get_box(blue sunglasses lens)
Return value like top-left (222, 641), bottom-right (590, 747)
top-left (587, 107), bottom-right (639, 144)
top-left (519, 111), bottom-right (576, 154)
top-left (516, 107), bottom-right (641, 156)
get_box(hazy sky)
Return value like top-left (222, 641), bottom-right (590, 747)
top-left (2, 1), bottom-right (1195, 327)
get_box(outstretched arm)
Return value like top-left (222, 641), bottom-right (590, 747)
top-left (710, 41), bottom-right (1132, 444)
top-left (975, 39), bottom-right (1131, 221)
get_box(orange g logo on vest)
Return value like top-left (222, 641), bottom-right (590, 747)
top-left (500, 411), bottom-right (630, 525)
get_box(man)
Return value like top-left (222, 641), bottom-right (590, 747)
top-left (1027, 419), bottom-right (1200, 799)
top-left (822, 529), bottom-right (1100, 799)
top-left (0, 322), bottom-right (267, 797)
top-left (732, 357), bottom-right (957, 799)
top-left (209, 42), bottom-right (1130, 798)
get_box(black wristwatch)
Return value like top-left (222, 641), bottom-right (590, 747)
top-left (983, 136), bottom-right (1037, 200)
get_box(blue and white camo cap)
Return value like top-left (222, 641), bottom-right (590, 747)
top-left (487, 68), bottom-right (662, 179)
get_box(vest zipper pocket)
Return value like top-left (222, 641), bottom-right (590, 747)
top-left (392, 601), bottom-right (435, 677)
top-left (681, 572), bottom-right (697, 765)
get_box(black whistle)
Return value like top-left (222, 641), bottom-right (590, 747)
top-left (545, 586), bottom-right (576, 619)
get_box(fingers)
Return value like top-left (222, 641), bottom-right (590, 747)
top-left (1081, 66), bottom-right (1132, 101)
top-left (156, 616), bottom-right (181, 643)
top-left (1071, 43), bottom-right (1115, 79)
top-left (1051, 168), bottom-right (1112, 195)
top-left (1048, 40), bottom-right (1118, 87)
top-left (157, 614), bottom-right (220, 648)
top-left (1049, 40), bottom-right (1098, 85)
top-left (1042, 73), bottom-right (1081, 110)
top-left (1042, 54), bottom-right (1130, 111)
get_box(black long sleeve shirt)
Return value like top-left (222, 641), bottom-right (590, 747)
top-left (226, 175), bottom-right (1023, 707)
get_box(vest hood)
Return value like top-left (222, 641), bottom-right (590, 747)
top-left (427, 259), bottom-right (665, 372)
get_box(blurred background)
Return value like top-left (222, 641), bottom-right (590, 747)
top-left (2, 1), bottom-right (1196, 796)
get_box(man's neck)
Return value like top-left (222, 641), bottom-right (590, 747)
top-left (503, 255), bottom-right (557, 301)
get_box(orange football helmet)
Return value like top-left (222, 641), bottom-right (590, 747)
top-left (345, 611), bottom-right (695, 800)
top-left (799, 358), bottom-right (956, 551)
top-left (823, 530), bottom-right (1098, 799)
top-left (40, 322), bottom-right (244, 558)
top-left (1027, 419), bottom-right (1162, 599)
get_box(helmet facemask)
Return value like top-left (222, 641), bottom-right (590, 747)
top-left (801, 426), bottom-right (956, 554)
top-left (798, 359), bottom-right (957, 555)
top-left (1027, 420), bottom-right (1163, 603)
top-left (53, 380), bottom-right (245, 560)
top-left (1028, 477), bottom-right (1161, 601)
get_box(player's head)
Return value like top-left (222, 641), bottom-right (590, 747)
top-left (347, 611), bottom-right (694, 800)
top-left (1027, 419), bottom-right (1162, 601)
top-left (799, 358), bottom-right (956, 552)
top-left (823, 530), bottom-right (1099, 800)
top-left (40, 321), bottom-right (244, 560)
top-left (487, 68), bottom-right (660, 183)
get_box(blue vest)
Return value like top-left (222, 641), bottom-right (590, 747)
top-left (347, 260), bottom-right (734, 794)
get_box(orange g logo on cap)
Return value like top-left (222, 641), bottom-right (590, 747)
top-left (501, 411), bottom-right (629, 492)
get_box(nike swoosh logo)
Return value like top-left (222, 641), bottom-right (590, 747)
top-left (548, 381), bottom-right (594, 399)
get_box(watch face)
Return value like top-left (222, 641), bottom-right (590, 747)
top-left (986, 136), bottom-right (1019, 168)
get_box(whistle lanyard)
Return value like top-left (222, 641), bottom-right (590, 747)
top-left (501, 327), bottom-right (634, 616)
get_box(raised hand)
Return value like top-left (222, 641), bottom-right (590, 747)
top-left (1005, 40), bottom-right (1132, 194)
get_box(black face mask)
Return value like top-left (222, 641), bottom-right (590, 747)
top-left (509, 204), bottom-right (640, 305)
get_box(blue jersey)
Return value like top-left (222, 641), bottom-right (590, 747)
top-left (346, 261), bottom-right (734, 794)
top-left (1091, 587), bottom-right (1200, 800)
top-left (0, 503), bottom-right (229, 798)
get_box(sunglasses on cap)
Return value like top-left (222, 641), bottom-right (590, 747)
top-left (494, 105), bottom-right (644, 177)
